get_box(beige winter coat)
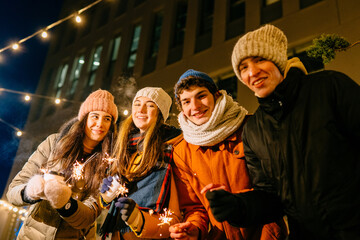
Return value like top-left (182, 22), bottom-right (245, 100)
top-left (6, 133), bottom-right (102, 240)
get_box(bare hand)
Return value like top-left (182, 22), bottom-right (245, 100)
top-left (200, 183), bottom-right (226, 195)
top-left (169, 222), bottom-right (199, 240)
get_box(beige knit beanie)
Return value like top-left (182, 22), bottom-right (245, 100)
top-left (231, 24), bottom-right (288, 82)
top-left (133, 87), bottom-right (172, 121)
top-left (78, 89), bottom-right (118, 122)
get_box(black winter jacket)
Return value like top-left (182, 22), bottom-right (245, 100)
top-left (240, 68), bottom-right (360, 240)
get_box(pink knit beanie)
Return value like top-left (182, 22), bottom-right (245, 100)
top-left (78, 89), bottom-right (118, 121)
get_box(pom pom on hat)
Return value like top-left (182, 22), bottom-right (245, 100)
top-left (133, 87), bottom-right (172, 121)
top-left (78, 89), bottom-right (118, 122)
top-left (231, 24), bottom-right (288, 82)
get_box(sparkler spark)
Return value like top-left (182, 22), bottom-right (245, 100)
top-left (103, 153), bottom-right (116, 164)
top-left (114, 182), bottom-right (129, 197)
top-left (158, 208), bottom-right (173, 226)
top-left (40, 168), bottom-right (49, 174)
top-left (72, 161), bottom-right (85, 180)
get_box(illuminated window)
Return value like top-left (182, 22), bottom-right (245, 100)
top-left (103, 36), bottom-right (121, 89)
top-left (54, 64), bottom-right (69, 98)
top-left (68, 55), bottom-right (85, 99)
top-left (127, 24), bottom-right (142, 69)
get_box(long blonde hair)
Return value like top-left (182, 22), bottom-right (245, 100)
top-left (112, 113), bottom-right (165, 181)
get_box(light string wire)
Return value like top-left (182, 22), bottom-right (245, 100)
top-left (0, 0), bottom-right (105, 54)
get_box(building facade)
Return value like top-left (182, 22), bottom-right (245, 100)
top-left (2, 0), bottom-right (360, 238)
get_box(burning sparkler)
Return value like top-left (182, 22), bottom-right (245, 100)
top-left (158, 208), bottom-right (173, 226)
top-left (72, 161), bottom-right (85, 180)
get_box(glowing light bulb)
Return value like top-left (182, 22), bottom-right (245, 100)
top-left (16, 131), bottom-right (23, 137)
top-left (24, 95), bottom-right (31, 101)
top-left (41, 31), bottom-right (48, 38)
top-left (123, 110), bottom-right (129, 116)
top-left (75, 15), bottom-right (82, 23)
top-left (12, 43), bottom-right (19, 50)
top-left (55, 98), bottom-right (61, 104)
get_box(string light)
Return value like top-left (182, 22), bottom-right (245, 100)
top-left (24, 95), bottom-right (31, 101)
top-left (0, 0), bottom-right (106, 54)
top-left (41, 31), bottom-right (48, 38)
top-left (123, 109), bottom-right (129, 116)
top-left (12, 43), bottom-right (19, 50)
top-left (0, 87), bottom-right (81, 136)
top-left (75, 14), bottom-right (82, 23)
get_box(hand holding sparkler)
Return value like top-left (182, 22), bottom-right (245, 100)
top-left (44, 178), bottom-right (72, 209)
top-left (115, 197), bottom-right (144, 233)
top-left (100, 175), bottom-right (129, 203)
top-left (169, 222), bottom-right (200, 240)
top-left (23, 175), bottom-right (46, 203)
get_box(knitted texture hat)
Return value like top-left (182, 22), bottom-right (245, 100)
top-left (232, 24), bottom-right (288, 82)
top-left (133, 87), bottom-right (172, 121)
top-left (175, 69), bottom-right (217, 98)
top-left (78, 89), bottom-right (118, 122)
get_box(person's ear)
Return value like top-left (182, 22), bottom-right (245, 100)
top-left (214, 91), bottom-right (222, 100)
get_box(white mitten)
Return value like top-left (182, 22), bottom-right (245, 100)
top-left (24, 175), bottom-right (45, 201)
top-left (44, 179), bottom-right (72, 209)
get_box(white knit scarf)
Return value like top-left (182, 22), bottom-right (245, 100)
top-left (178, 90), bottom-right (248, 146)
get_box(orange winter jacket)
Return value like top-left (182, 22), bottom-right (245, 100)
top-left (172, 127), bottom-right (287, 240)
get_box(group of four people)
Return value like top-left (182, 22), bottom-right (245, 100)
top-left (7, 24), bottom-right (360, 240)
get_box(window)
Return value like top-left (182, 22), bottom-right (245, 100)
top-left (217, 75), bottom-right (237, 100)
top-left (54, 64), bottom-right (69, 98)
top-left (97, 3), bottom-right (111, 28)
top-left (261, 0), bottom-right (282, 24)
top-left (127, 24), bottom-right (142, 69)
top-left (116, 0), bottom-right (128, 16)
top-left (83, 45), bottom-right (103, 99)
top-left (167, 0), bottom-right (188, 64)
top-left (103, 36), bottom-right (121, 89)
top-left (143, 12), bottom-right (163, 75)
top-left (300, 0), bottom-right (323, 9)
top-left (195, 0), bottom-right (214, 53)
top-left (67, 55), bottom-right (85, 99)
top-left (226, 0), bottom-right (245, 40)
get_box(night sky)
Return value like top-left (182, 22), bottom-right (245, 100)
top-left (0, 0), bottom-right (63, 197)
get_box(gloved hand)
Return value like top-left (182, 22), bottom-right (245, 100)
top-left (100, 176), bottom-right (113, 194)
top-left (115, 197), bottom-right (143, 232)
top-left (44, 179), bottom-right (72, 209)
top-left (205, 189), bottom-right (243, 223)
top-left (23, 175), bottom-right (45, 201)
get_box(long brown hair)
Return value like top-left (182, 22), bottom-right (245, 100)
top-left (49, 114), bottom-right (117, 197)
top-left (112, 112), bottom-right (165, 181)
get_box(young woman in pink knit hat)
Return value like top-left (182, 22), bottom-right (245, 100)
top-left (99, 87), bottom-right (182, 240)
top-left (7, 89), bottom-right (118, 240)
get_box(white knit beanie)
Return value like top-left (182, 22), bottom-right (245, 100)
top-left (133, 87), bottom-right (172, 121)
top-left (231, 24), bottom-right (288, 82)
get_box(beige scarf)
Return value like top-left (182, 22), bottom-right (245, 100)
top-left (178, 90), bottom-right (248, 146)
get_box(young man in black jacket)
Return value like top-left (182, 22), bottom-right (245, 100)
top-left (205, 24), bottom-right (360, 240)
